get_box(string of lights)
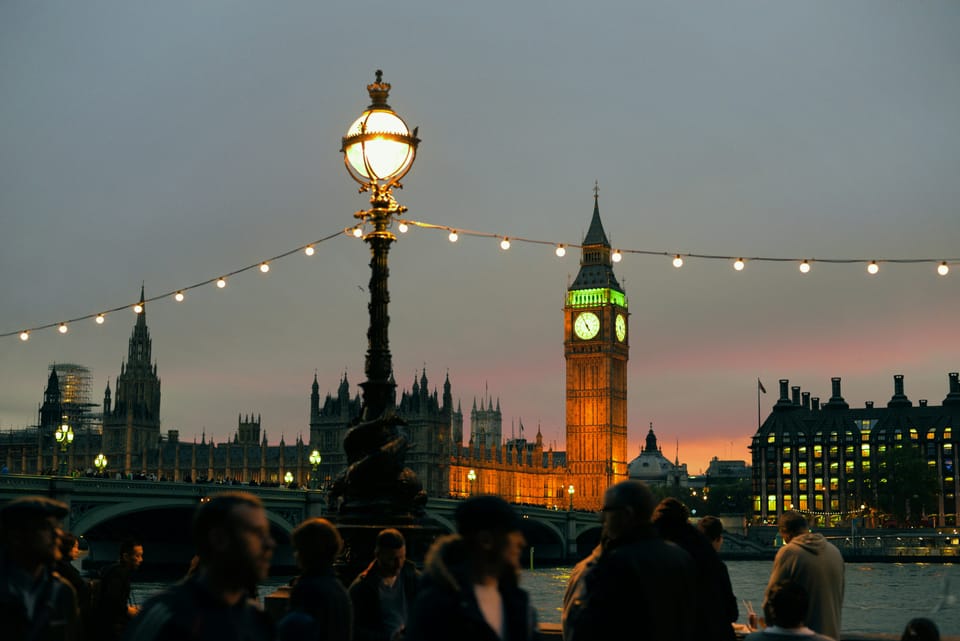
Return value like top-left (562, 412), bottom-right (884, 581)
top-left (5, 218), bottom-right (958, 342)
top-left (4, 229), bottom-right (346, 341)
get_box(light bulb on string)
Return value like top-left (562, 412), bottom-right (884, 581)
top-left (500, 238), bottom-right (511, 250)
top-left (799, 260), bottom-right (811, 274)
top-left (260, 262), bottom-right (270, 273)
top-left (672, 255), bottom-right (684, 268)
top-left (733, 258), bottom-right (745, 271)
top-left (133, 303), bottom-right (143, 314)
top-left (555, 244), bottom-right (566, 257)
top-left (867, 261), bottom-right (879, 275)
top-left (58, 323), bottom-right (68, 334)
top-left (174, 291), bottom-right (185, 302)
top-left (217, 278), bottom-right (227, 289)
top-left (449, 230), bottom-right (458, 243)
top-left (612, 250), bottom-right (622, 263)
top-left (96, 314), bottom-right (105, 325)
top-left (398, 222), bottom-right (409, 233)
top-left (304, 245), bottom-right (315, 256)
top-left (352, 226), bottom-right (363, 238)
top-left (20, 331), bottom-right (29, 342)
top-left (938, 262), bottom-right (950, 276)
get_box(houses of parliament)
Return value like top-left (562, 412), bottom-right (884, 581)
top-left (1, 198), bottom-right (630, 510)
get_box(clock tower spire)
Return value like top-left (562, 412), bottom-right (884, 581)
top-left (564, 188), bottom-right (629, 510)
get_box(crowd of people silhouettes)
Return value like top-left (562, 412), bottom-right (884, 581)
top-left (0, 482), bottom-right (947, 641)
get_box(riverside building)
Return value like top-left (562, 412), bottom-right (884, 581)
top-left (752, 374), bottom-right (960, 526)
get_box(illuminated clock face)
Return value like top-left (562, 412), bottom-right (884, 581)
top-left (616, 314), bottom-right (626, 342)
top-left (574, 312), bottom-right (600, 340)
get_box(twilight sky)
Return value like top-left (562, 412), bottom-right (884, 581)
top-left (1, 1), bottom-right (958, 474)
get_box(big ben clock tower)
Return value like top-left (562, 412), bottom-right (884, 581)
top-left (565, 187), bottom-right (628, 510)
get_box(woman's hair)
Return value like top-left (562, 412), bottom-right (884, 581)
top-left (901, 617), bottom-right (940, 641)
top-left (292, 518), bottom-right (343, 571)
top-left (58, 531), bottom-right (78, 558)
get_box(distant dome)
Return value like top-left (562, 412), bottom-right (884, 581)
top-left (628, 424), bottom-right (688, 485)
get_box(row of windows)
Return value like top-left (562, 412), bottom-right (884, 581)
top-left (765, 427), bottom-right (953, 444)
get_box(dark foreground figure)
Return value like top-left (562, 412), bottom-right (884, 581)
top-left (0, 496), bottom-right (79, 641)
top-left (122, 492), bottom-right (275, 641)
top-left (406, 495), bottom-right (538, 641)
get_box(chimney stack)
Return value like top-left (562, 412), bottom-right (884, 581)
top-left (945, 373), bottom-right (960, 407)
top-left (775, 380), bottom-right (796, 410)
top-left (792, 386), bottom-right (801, 405)
top-left (888, 374), bottom-right (912, 408)
top-left (919, 399), bottom-right (928, 407)
top-left (865, 401), bottom-right (874, 409)
top-left (802, 392), bottom-right (811, 410)
top-left (812, 397), bottom-right (820, 410)
top-left (825, 377), bottom-right (848, 409)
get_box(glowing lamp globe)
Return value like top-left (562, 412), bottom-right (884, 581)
top-left (342, 71), bottom-right (419, 189)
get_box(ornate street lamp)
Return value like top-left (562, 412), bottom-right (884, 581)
top-left (54, 423), bottom-right (74, 476)
top-left (568, 484), bottom-right (575, 511)
top-left (341, 69), bottom-right (420, 424)
top-left (329, 70), bottom-right (426, 517)
top-left (284, 471), bottom-right (294, 488)
top-left (94, 453), bottom-right (108, 477)
top-left (309, 449), bottom-right (322, 490)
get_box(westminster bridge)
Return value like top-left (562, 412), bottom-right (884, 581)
top-left (0, 475), bottom-right (601, 565)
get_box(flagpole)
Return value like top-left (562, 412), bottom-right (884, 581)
top-left (757, 378), bottom-right (762, 432)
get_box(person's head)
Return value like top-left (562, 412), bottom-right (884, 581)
top-left (193, 492), bottom-right (275, 587)
top-left (652, 497), bottom-right (690, 538)
top-left (292, 518), bottom-right (342, 573)
top-left (455, 495), bottom-right (526, 579)
top-left (58, 531), bottom-right (80, 561)
top-left (765, 581), bottom-right (809, 629)
top-left (901, 617), bottom-right (940, 641)
top-left (374, 528), bottom-right (406, 578)
top-left (778, 511), bottom-right (810, 543)
top-left (119, 538), bottom-right (144, 571)
top-left (697, 515), bottom-right (724, 552)
top-left (0, 496), bottom-right (68, 570)
top-left (601, 481), bottom-right (655, 545)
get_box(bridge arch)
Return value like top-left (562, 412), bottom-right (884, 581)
top-left (72, 497), bottom-right (297, 539)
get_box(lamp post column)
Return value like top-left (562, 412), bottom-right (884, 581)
top-left (360, 197), bottom-right (398, 422)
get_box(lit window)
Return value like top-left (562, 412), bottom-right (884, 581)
top-left (861, 444), bottom-right (871, 457)
top-left (799, 495), bottom-right (809, 511)
top-left (846, 445), bottom-right (855, 456)
top-left (830, 477), bottom-right (839, 491)
top-left (768, 434), bottom-right (776, 443)
top-left (768, 495), bottom-right (778, 512)
top-left (895, 431), bottom-right (903, 441)
top-left (815, 495), bottom-right (824, 510)
top-left (862, 461), bottom-right (870, 473)
top-left (798, 461), bottom-right (808, 475)
top-left (784, 447), bottom-right (792, 456)
top-left (814, 445), bottom-right (823, 459)
top-left (845, 460), bottom-right (855, 473)
top-left (910, 428), bottom-right (918, 440)
top-left (782, 462), bottom-right (792, 476)
top-left (815, 478), bottom-right (825, 491)
top-left (830, 462), bottom-right (839, 473)
top-left (799, 478), bottom-right (808, 491)
top-left (799, 446), bottom-right (808, 456)
top-left (945, 444), bottom-right (953, 452)
top-left (830, 446), bottom-right (839, 457)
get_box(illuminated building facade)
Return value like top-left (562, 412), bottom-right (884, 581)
top-left (752, 374), bottom-right (960, 526)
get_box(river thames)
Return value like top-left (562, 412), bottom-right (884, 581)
top-left (131, 560), bottom-right (960, 636)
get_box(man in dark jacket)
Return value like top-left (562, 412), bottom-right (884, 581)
top-left (406, 495), bottom-right (538, 641)
top-left (123, 492), bottom-right (275, 641)
top-left (653, 500), bottom-right (736, 641)
top-left (96, 538), bottom-right (143, 641)
top-left (0, 496), bottom-right (79, 641)
top-left (563, 481), bottom-right (697, 641)
top-left (350, 528), bottom-right (419, 641)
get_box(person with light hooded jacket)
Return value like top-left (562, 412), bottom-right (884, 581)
top-left (763, 511), bottom-right (844, 639)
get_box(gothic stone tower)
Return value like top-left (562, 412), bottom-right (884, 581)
top-left (103, 286), bottom-right (161, 475)
top-left (564, 191), bottom-right (629, 510)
